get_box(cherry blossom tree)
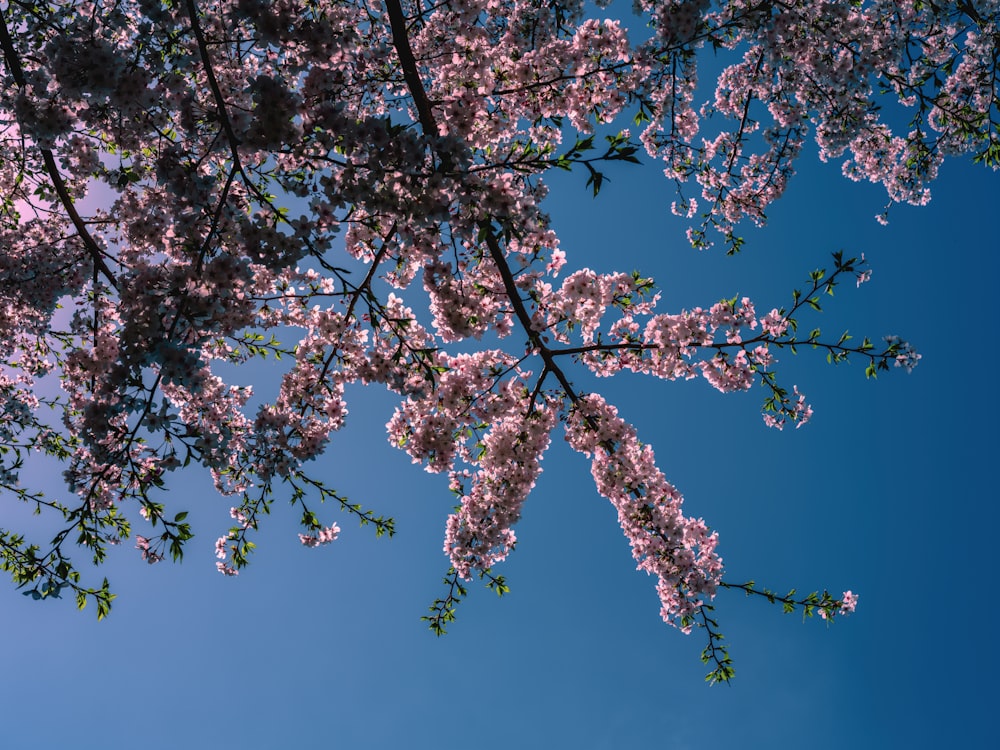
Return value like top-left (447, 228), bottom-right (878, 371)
top-left (0, 0), bottom-right (995, 683)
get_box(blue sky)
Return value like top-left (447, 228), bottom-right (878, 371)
top-left (4, 11), bottom-right (1000, 750)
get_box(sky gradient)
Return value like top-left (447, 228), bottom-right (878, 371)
top-left (3, 9), bottom-right (999, 749)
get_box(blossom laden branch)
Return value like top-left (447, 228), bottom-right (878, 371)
top-left (721, 581), bottom-right (859, 620)
top-left (0, 0), bottom-right (983, 683)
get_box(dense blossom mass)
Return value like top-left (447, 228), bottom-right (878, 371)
top-left (0, 0), bottom-right (995, 680)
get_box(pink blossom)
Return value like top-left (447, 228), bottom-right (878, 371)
top-left (299, 523), bottom-right (341, 548)
top-left (759, 309), bottom-right (788, 338)
top-left (135, 536), bottom-right (163, 564)
top-left (840, 590), bottom-right (859, 614)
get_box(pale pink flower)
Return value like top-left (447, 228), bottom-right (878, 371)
top-left (840, 590), bottom-right (859, 614)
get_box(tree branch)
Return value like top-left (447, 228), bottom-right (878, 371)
top-left (0, 11), bottom-right (118, 288)
top-left (384, 0), bottom-right (439, 139)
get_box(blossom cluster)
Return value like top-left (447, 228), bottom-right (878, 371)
top-left (299, 523), bottom-right (341, 547)
top-left (564, 394), bottom-right (722, 630)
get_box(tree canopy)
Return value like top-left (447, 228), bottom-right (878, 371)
top-left (0, 0), bottom-right (995, 682)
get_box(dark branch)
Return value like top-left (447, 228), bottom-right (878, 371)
top-left (0, 11), bottom-right (118, 288)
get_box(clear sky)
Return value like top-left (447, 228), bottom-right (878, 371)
top-left (4, 9), bottom-right (999, 750)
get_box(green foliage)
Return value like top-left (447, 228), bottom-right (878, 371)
top-left (749, 252), bottom-right (907, 416)
top-left (696, 605), bottom-right (735, 685)
top-left (721, 580), bottom-right (848, 623)
top-left (550, 131), bottom-right (643, 196)
top-left (423, 566), bottom-right (509, 635)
